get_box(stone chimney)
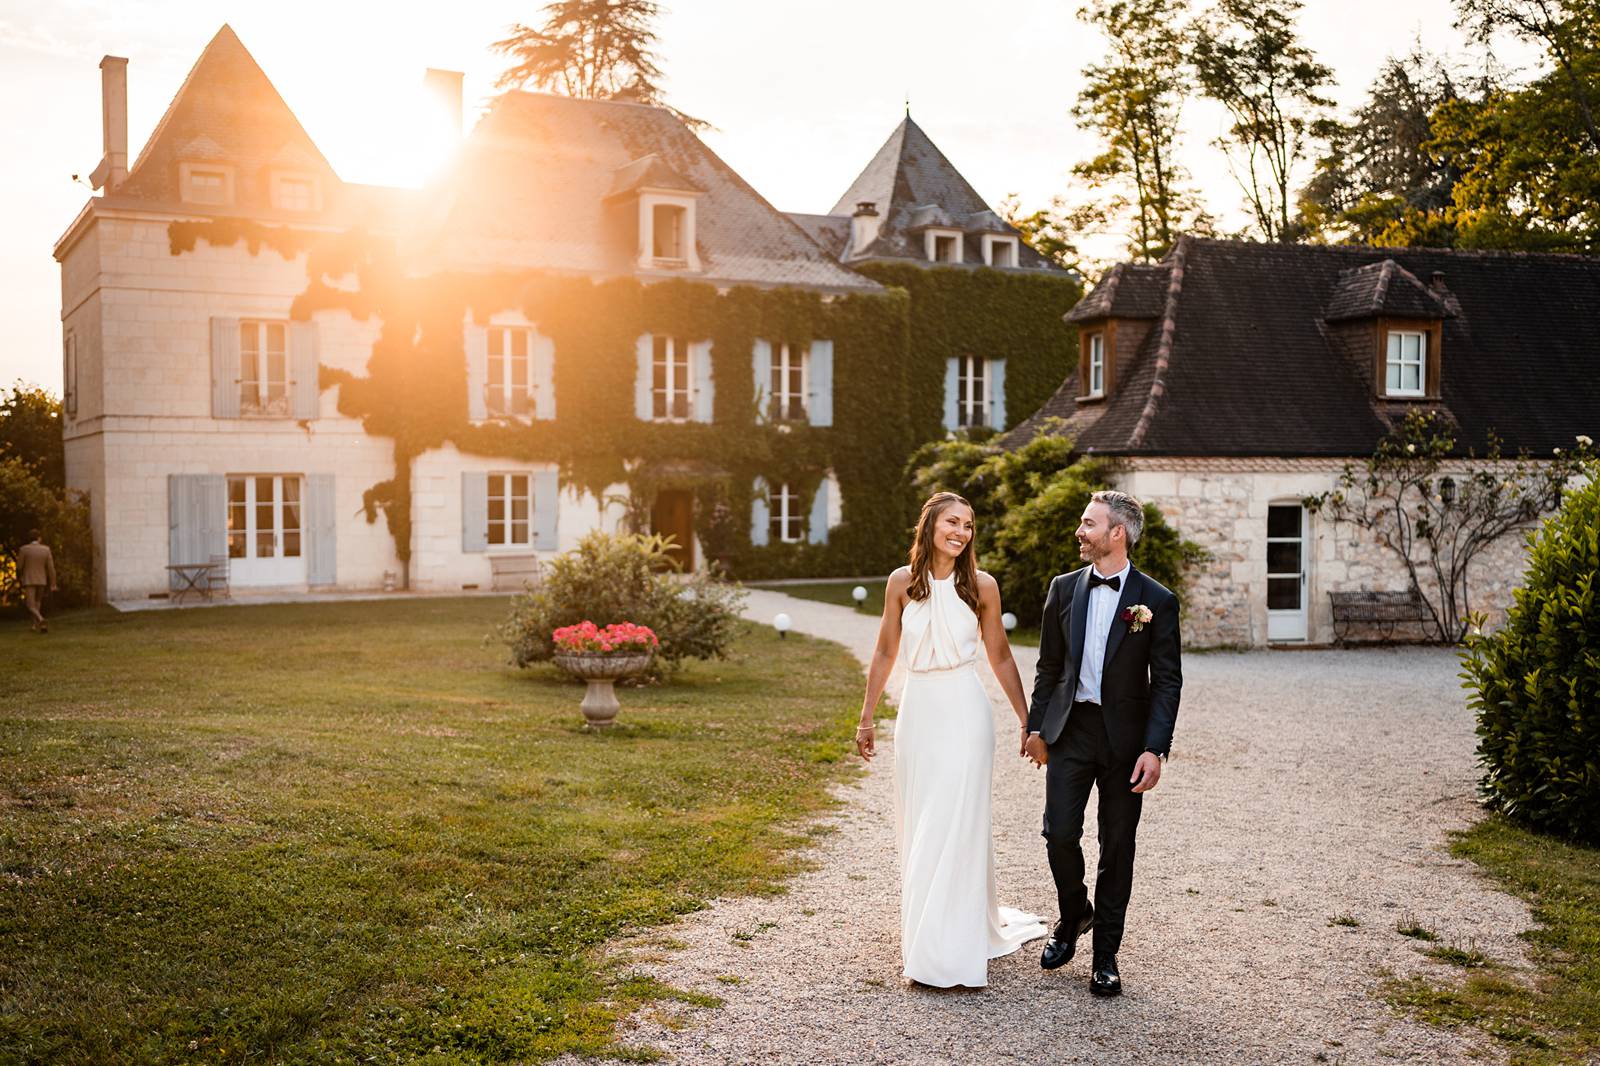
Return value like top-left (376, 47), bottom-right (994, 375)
top-left (1429, 270), bottom-right (1447, 291)
top-left (90, 55), bottom-right (128, 192)
top-left (424, 68), bottom-right (464, 140)
top-left (849, 201), bottom-right (881, 258)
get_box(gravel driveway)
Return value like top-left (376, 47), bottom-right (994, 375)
top-left (587, 590), bottom-right (1530, 1065)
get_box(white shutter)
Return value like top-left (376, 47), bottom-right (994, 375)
top-left (943, 357), bottom-right (959, 431)
top-left (210, 318), bottom-right (240, 418)
top-left (750, 477), bottom-right (770, 547)
top-left (533, 469), bottom-right (559, 550)
top-left (635, 335), bottom-right (653, 420)
top-left (306, 473), bottom-right (337, 585)
top-left (169, 474), bottom-right (225, 587)
top-left (691, 341), bottom-right (715, 423)
top-left (465, 323), bottom-right (488, 421)
top-left (752, 338), bottom-right (771, 423)
top-left (461, 472), bottom-right (488, 553)
top-left (988, 358), bottom-right (1007, 430)
top-left (290, 321), bottom-right (320, 420)
top-left (807, 478), bottom-right (829, 545)
top-left (808, 339), bottom-right (833, 427)
top-left (533, 333), bottom-right (556, 420)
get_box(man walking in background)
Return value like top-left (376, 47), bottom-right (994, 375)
top-left (18, 530), bottom-right (58, 633)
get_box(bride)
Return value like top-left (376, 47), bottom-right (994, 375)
top-left (855, 491), bottom-right (1047, 987)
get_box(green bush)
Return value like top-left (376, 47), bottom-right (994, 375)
top-left (1, 456), bottom-right (94, 608)
top-left (500, 532), bottom-right (746, 673)
top-left (1464, 470), bottom-right (1600, 844)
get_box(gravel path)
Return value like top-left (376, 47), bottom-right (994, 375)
top-left (587, 589), bottom-right (1531, 1065)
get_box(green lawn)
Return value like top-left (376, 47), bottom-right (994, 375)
top-left (0, 598), bottom-right (864, 1065)
top-left (753, 579), bottom-right (1041, 647)
top-left (1385, 815), bottom-right (1600, 1064)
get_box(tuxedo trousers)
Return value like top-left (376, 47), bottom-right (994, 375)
top-left (1042, 700), bottom-right (1143, 956)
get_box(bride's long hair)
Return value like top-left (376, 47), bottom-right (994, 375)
top-left (906, 491), bottom-right (982, 616)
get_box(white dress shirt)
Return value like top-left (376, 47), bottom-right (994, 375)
top-left (1074, 560), bottom-right (1130, 705)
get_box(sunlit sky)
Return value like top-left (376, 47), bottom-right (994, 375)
top-left (0, 0), bottom-right (1541, 393)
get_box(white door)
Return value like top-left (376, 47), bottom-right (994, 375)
top-left (1266, 503), bottom-right (1308, 641)
top-left (227, 475), bottom-right (308, 586)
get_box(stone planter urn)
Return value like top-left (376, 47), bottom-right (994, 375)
top-left (552, 652), bottom-right (654, 728)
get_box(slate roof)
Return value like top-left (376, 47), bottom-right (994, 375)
top-left (790, 116), bottom-right (1064, 272)
top-left (1065, 261), bottom-right (1171, 321)
top-left (1006, 236), bottom-right (1600, 458)
top-left (430, 92), bottom-right (879, 292)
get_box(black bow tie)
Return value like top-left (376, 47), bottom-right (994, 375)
top-left (1087, 572), bottom-right (1121, 592)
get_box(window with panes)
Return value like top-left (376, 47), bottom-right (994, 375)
top-left (651, 335), bottom-right (691, 419)
top-left (770, 482), bottom-right (801, 543)
top-left (957, 355), bottom-right (990, 427)
top-left (487, 326), bottom-right (533, 416)
top-left (227, 475), bottom-right (301, 559)
top-left (1088, 332), bottom-right (1105, 396)
top-left (652, 205), bottom-right (687, 261)
top-left (239, 320), bottom-right (289, 415)
top-left (487, 473), bottom-right (533, 547)
top-left (770, 342), bottom-right (808, 421)
top-left (187, 169), bottom-right (228, 204)
top-left (275, 177), bottom-right (314, 212)
top-left (1385, 331), bottom-right (1425, 396)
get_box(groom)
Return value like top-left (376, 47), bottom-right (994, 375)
top-left (1022, 490), bottom-right (1182, 997)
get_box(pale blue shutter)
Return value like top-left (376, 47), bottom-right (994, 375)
top-left (752, 339), bottom-right (771, 423)
top-left (943, 357), bottom-right (959, 431)
top-left (808, 339), bottom-right (833, 427)
top-left (691, 341), bottom-right (715, 422)
top-left (807, 478), bottom-right (830, 545)
top-left (465, 324), bottom-right (488, 421)
top-left (988, 358), bottom-right (1006, 430)
top-left (211, 318), bottom-right (240, 418)
top-left (634, 335), bottom-right (653, 420)
top-left (306, 473), bottom-right (336, 586)
top-left (533, 334), bottom-right (556, 420)
top-left (461, 472), bottom-right (487, 552)
top-left (168, 474), bottom-right (225, 587)
top-left (751, 477), bottom-right (770, 547)
top-left (290, 321), bottom-right (320, 420)
top-left (534, 469), bottom-right (559, 550)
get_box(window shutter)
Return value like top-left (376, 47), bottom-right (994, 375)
top-left (634, 335), bottom-right (653, 420)
top-left (808, 339), bottom-right (834, 427)
top-left (750, 477), bottom-right (770, 547)
top-left (461, 472), bottom-right (488, 553)
top-left (988, 358), bottom-right (1006, 430)
top-left (169, 474), bottom-right (225, 588)
top-left (306, 473), bottom-right (337, 586)
top-left (752, 338), bottom-right (771, 423)
top-left (465, 323), bottom-right (488, 421)
top-left (210, 318), bottom-right (240, 419)
top-left (533, 469), bottom-right (560, 550)
top-left (943, 357), bottom-right (959, 431)
top-left (691, 341), bottom-right (715, 423)
top-left (533, 334), bottom-right (556, 420)
top-left (290, 321), bottom-right (320, 420)
top-left (807, 478), bottom-right (830, 545)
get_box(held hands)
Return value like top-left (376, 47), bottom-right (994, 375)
top-left (1022, 733), bottom-right (1049, 768)
top-left (1130, 751), bottom-right (1163, 793)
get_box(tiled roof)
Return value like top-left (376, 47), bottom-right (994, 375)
top-left (1008, 237), bottom-right (1600, 458)
top-left (802, 116), bottom-right (1064, 272)
top-left (1065, 261), bottom-right (1170, 321)
top-left (429, 92), bottom-right (880, 292)
top-left (607, 153), bottom-right (703, 198)
top-left (786, 212), bottom-right (851, 258)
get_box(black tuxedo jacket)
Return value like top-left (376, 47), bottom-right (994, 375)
top-left (1026, 564), bottom-right (1183, 757)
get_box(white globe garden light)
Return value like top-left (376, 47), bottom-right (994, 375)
top-left (852, 585), bottom-right (868, 605)
top-left (1001, 612), bottom-right (1018, 632)
top-left (774, 612), bottom-right (793, 639)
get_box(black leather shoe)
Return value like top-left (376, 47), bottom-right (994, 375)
top-left (1089, 952), bottom-right (1122, 997)
top-left (1040, 905), bottom-right (1093, 970)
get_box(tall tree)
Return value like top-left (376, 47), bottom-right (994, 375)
top-left (999, 194), bottom-right (1083, 274)
top-left (1456, 0), bottom-right (1600, 151)
top-left (493, 0), bottom-right (708, 130)
top-left (1300, 48), bottom-right (1465, 245)
top-left (1190, 0), bottom-right (1335, 242)
top-left (0, 383), bottom-right (63, 490)
top-left (1070, 0), bottom-right (1202, 261)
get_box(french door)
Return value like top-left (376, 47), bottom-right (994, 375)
top-left (1266, 504), bottom-right (1308, 641)
top-left (226, 474), bottom-right (307, 586)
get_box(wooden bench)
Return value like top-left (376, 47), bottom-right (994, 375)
top-left (489, 553), bottom-right (541, 592)
top-left (1328, 590), bottom-right (1431, 644)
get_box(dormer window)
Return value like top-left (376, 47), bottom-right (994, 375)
top-left (272, 173), bottom-right (319, 212)
top-left (926, 229), bottom-right (964, 263)
top-left (1088, 332), bottom-right (1106, 396)
top-left (637, 193), bottom-right (701, 271)
top-left (652, 204), bottom-right (686, 261)
top-left (983, 235), bottom-right (1019, 268)
top-left (1077, 325), bottom-right (1113, 402)
top-left (180, 163), bottom-right (234, 205)
top-left (1385, 330), bottom-right (1426, 397)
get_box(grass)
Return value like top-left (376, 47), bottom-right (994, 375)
top-left (1382, 814), bottom-right (1600, 1065)
top-left (1329, 913), bottom-right (1361, 928)
top-left (0, 598), bottom-right (866, 1065)
top-left (751, 578), bottom-right (1042, 646)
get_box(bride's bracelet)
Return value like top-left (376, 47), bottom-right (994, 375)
top-left (855, 723), bottom-right (874, 733)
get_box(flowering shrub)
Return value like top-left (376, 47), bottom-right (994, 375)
top-left (552, 621), bottom-right (659, 656)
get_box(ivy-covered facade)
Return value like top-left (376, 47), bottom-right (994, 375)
top-left (55, 26), bottom-right (1079, 600)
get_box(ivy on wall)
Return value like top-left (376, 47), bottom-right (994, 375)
top-left (169, 222), bottom-right (1077, 582)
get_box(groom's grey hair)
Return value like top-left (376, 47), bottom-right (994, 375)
top-left (1091, 490), bottom-right (1144, 547)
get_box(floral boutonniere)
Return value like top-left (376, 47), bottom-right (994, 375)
top-left (1121, 604), bottom-right (1153, 633)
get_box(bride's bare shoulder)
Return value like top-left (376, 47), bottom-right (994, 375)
top-left (886, 566), bottom-right (913, 590)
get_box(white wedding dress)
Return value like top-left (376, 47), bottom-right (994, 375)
top-left (894, 574), bottom-right (1047, 987)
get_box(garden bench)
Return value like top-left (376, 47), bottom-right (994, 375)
top-left (1328, 590), bottom-right (1431, 644)
top-left (489, 553), bottom-right (541, 592)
